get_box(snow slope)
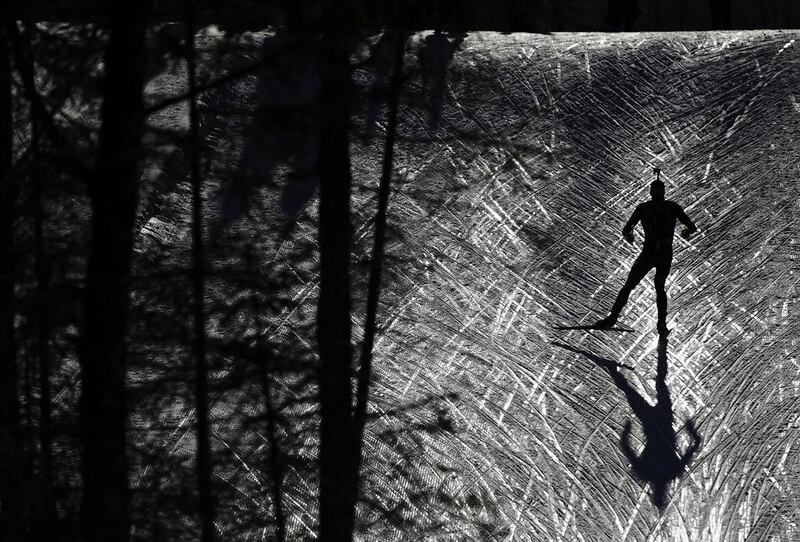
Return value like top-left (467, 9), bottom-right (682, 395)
top-left (131, 30), bottom-right (799, 541)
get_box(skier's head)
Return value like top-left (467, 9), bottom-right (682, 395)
top-left (650, 179), bottom-right (665, 201)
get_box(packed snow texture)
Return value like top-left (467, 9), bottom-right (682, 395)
top-left (132, 30), bottom-right (799, 541)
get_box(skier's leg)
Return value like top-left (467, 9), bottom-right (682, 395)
top-left (605, 253), bottom-right (651, 323)
top-left (654, 253), bottom-right (672, 332)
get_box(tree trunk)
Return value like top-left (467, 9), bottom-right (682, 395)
top-left (27, 37), bottom-right (56, 542)
top-left (350, 26), bottom-right (406, 519)
top-left (317, 2), bottom-right (356, 539)
top-left (185, 9), bottom-right (216, 542)
top-left (0, 23), bottom-right (23, 542)
top-left (245, 244), bottom-right (286, 542)
top-left (79, 5), bottom-right (150, 542)
top-left (710, 0), bottom-right (732, 29)
top-left (6, 24), bottom-right (59, 538)
top-left (259, 334), bottom-right (286, 542)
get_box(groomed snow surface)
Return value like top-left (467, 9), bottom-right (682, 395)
top-left (132, 30), bottom-right (798, 541)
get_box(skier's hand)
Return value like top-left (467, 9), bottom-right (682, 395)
top-left (622, 420), bottom-right (632, 435)
top-left (680, 228), bottom-right (693, 240)
top-left (685, 418), bottom-right (701, 442)
top-left (623, 231), bottom-right (634, 244)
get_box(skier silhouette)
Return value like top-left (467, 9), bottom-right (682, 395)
top-left (595, 173), bottom-right (697, 335)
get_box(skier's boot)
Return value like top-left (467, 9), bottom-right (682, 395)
top-left (594, 315), bottom-right (617, 329)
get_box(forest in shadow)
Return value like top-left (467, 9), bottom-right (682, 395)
top-left (3, 1), bottom-right (789, 541)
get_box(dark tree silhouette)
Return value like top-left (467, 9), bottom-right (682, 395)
top-left (186, 9), bottom-right (217, 541)
top-left (244, 243), bottom-right (287, 541)
top-left (350, 26), bottom-right (407, 517)
top-left (317, 1), bottom-right (357, 539)
top-left (678, 0), bottom-right (689, 28)
top-left (10, 25), bottom-right (58, 539)
top-left (0, 23), bottom-right (23, 542)
top-left (607, 0), bottom-right (640, 31)
top-left (31, 59), bottom-right (57, 542)
top-left (78, 5), bottom-right (151, 542)
top-left (710, 0), bottom-right (732, 29)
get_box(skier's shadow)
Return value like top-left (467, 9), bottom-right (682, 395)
top-left (553, 336), bottom-right (701, 511)
top-left (418, 30), bottom-right (466, 130)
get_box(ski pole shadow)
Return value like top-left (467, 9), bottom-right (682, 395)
top-left (553, 337), bottom-right (702, 511)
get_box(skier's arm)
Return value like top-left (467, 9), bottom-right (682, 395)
top-left (620, 420), bottom-right (638, 464)
top-left (676, 204), bottom-right (698, 239)
top-left (622, 205), bottom-right (641, 244)
top-left (679, 419), bottom-right (702, 470)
